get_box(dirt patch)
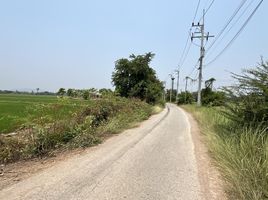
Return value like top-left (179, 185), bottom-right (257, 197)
top-left (184, 109), bottom-right (227, 200)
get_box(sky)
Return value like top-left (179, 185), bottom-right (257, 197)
top-left (0, 0), bottom-right (266, 92)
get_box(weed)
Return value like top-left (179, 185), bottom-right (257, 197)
top-left (183, 105), bottom-right (268, 200)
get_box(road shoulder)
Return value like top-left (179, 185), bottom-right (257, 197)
top-left (0, 106), bottom-right (167, 191)
top-left (182, 108), bottom-right (227, 200)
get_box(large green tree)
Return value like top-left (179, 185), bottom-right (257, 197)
top-left (112, 52), bottom-right (163, 104)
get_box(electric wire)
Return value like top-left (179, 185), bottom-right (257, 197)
top-left (180, 35), bottom-right (192, 67)
top-left (205, 0), bottom-right (263, 67)
top-left (206, 0), bottom-right (248, 54)
top-left (203, 0), bottom-right (210, 10)
top-left (205, 0), bottom-right (256, 59)
top-left (193, 0), bottom-right (201, 22)
top-left (178, 0), bottom-right (202, 69)
top-left (197, 0), bottom-right (216, 22)
top-left (178, 29), bottom-right (192, 68)
top-left (188, 59), bottom-right (200, 77)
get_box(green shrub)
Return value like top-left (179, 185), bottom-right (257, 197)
top-left (177, 91), bottom-right (194, 105)
top-left (224, 59), bottom-right (268, 128)
top-left (201, 88), bottom-right (226, 106)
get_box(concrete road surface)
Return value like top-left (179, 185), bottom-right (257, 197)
top-left (0, 104), bottom-right (207, 200)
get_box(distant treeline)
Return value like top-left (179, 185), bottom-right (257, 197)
top-left (57, 88), bottom-right (114, 100)
top-left (0, 90), bottom-right (56, 95)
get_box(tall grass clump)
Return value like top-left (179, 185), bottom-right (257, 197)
top-left (183, 105), bottom-right (268, 200)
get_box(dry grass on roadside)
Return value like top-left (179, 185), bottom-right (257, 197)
top-left (183, 105), bottom-right (268, 200)
top-left (0, 97), bottom-right (155, 164)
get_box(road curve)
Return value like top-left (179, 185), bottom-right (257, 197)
top-left (0, 104), bottom-right (204, 200)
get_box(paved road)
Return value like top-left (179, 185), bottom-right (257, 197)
top-left (0, 104), bottom-right (203, 200)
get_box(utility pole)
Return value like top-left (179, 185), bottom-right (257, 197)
top-left (184, 76), bottom-right (189, 103)
top-left (169, 74), bottom-right (174, 102)
top-left (171, 77), bottom-right (175, 103)
top-left (184, 76), bottom-right (190, 103)
top-left (175, 69), bottom-right (180, 103)
top-left (191, 10), bottom-right (214, 106)
top-left (162, 81), bottom-right (166, 102)
top-left (185, 76), bottom-right (195, 103)
top-left (185, 76), bottom-right (189, 93)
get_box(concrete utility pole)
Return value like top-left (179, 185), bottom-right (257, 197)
top-left (162, 81), bottom-right (166, 102)
top-left (169, 74), bottom-right (174, 102)
top-left (191, 10), bottom-right (214, 106)
top-left (175, 69), bottom-right (180, 103)
top-left (184, 76), bottom-right (196, 103)
top-left (170, 77), bottom-right (175, 103)
top-left (184, 76), bottom-right (190, 103)
top-left (171, 77), bottom-right (175, 102)
top-left (185, 76), bottom-right (189, 93)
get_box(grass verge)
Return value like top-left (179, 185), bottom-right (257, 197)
top-left (182, 105), bottom-right (268, 200)
top-left (0, 97), bottom-right (158, 164)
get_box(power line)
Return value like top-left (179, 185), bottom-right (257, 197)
top-left (178, 29), bottom-right (192, 67)
top-left (197, 0), bottom-right (216, 22)
top-left (193, 0), bottom-right (201, 22)
top-left (180, 37), bottom-right (192, 67)
top-left (205, 0), bottom-right (256, 59)
top-left (203, 0), bottom-right (210, 9)
top-left (188, 60), bottom-right (199, 77)
top-left (205, 0), bottom-right (263, 67)
top-left (206, 0), bottom-right (248, 53)
top-left (178, 0), bottom-right (203, 69)
top-left (193, 69), bottom-right (199, 81)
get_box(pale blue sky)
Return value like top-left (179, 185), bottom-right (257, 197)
top-left (0, 0), bottom-right (266, 92)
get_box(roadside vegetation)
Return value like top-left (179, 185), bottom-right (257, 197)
top-left (0, 96), bottom-right (153, 163)
top-left (0, 52), bottom-right (164, 164)
top-left (182, 59), bottom-right (268, 200)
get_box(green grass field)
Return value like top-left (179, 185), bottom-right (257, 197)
top-left (0, 94), bottom-right (87, 133)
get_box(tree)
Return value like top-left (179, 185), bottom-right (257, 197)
top-left (99, 88), bottom-right (114, 96)
top-left (165, 89), bottom-right (177, 102)
top-left (177, 91), bottom-right (194, 105)
top-left (201, 78), bottom-right (225, 106)
top-left (145, 81), bottom-right (164, 104)
top-left (201, 87), bottom-right (225, 106)
top-left (67, 89), bottom-right (74, 97)
top-left (112, 52), bottom-right (163, 104)
top-left (82, 90), bottom-right (90, 100)
top-left (36, 88), bottom-right (39, 94)
top-left (57, 88), bottom-right (66, 96)
top-left (205, 78), bottom-right (216, 89)
top-left (224, 59), bottom-right (268, 127)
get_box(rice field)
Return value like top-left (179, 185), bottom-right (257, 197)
top-left (0, 94), bottom-right (86, 133)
